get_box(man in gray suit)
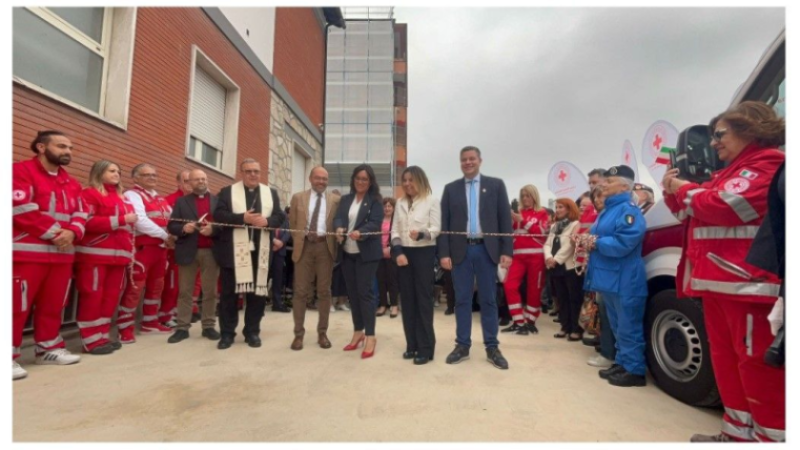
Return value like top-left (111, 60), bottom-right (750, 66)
top-left (166, 169), bottom-right (221, 343)
top-left (438, 146), bottom-right (513, 370)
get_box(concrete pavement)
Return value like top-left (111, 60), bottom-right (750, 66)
top-left (13, 304), bottom-right (722, 442)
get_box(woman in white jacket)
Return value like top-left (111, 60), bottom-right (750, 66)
top-left (391, 166), bottom-right (441, 365)
top-left (543, 198), bottom-right (582, 341)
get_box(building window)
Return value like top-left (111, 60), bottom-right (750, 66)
top-left (12, 7), bottom-right (136, 128)
top-left (186, 46), bottom-right (241, 177)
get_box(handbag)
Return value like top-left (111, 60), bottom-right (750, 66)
top-left (579, 291), bottom-right (600, 335)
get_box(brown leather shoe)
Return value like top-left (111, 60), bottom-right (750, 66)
top-left (318, 334), bottom-right (332, 349)
top-left (291, 337), bottom-right (303, 351)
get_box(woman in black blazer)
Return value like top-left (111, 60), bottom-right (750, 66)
top-left (334, 164), bottom-right (384, 359)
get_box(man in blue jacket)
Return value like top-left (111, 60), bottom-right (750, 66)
top-left (582, 165), bottom-right (648, 387)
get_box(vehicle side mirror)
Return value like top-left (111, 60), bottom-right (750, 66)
top-left (674, 125), bottom-right (720, 183)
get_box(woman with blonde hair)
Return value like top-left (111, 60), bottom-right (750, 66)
top-left (74, 160), bottom-right (138, 354)
top-left (501, 185), bottom-right (550, 335)
top-left (391, 166), bottom-right (441, 364)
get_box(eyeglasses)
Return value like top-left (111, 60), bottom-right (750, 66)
top-left (712, 128), bottom-right (728, 141)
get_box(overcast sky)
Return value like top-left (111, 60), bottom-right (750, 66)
top-left (392, 7), bottom-right (785, 204)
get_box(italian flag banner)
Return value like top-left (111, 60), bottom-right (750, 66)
top-left (656, 146), bottom-right (674, 165)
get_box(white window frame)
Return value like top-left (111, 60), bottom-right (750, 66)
top-left (185, 46), bottom-right (241, 178)
top-left (12, 7), bottom-right (137, 129)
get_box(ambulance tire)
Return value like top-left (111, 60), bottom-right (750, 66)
top-left (645, 289), bottom-right (721, 408)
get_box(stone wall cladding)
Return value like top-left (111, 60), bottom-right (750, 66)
top-left (269, 93), bottom-right (322, 207)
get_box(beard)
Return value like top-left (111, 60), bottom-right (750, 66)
top-left (44, 147), bottom-right (71, 166)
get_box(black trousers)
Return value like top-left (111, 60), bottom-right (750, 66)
top-left (551, 269), bottom-right (583, 334)
top-left (219, 265), bottom-right (267, 339)
top-left (376, 258), bottom-right (399, 307)
top-left (269, 252), bottom-right (286, 306)
top-left (342, 252), bottom-right (379, 336)
top-left (398, 246), bottom-right (437, 358)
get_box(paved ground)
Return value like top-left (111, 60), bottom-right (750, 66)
top-left (13, 304), bottom-right (722, 442)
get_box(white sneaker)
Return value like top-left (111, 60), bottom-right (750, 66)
top-left (330, 305), bottom-right (336, 313)
top-left (162, 320), bottom-right (178, 328)
top-left (587, 354), bottom-right (614, 368)
top-left (340, 304), bottom-right (351, 312)
top-left (35, 349), bottom-right (81, 366)
top-left (13, 361), bottom-right (27, 380)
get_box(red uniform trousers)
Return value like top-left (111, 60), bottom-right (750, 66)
top-left (119, 245), bottom-right (167, 329)
top-left (703, 296), bottom-right (785, 442)
top-left (159, 251), bottom-right (180, 324)
top-left (75, 263), bottom-right (127, 351)
top-left (504, 254), bottom-right (546, 326)
top-left (13, 262), bottom-right (72, 358)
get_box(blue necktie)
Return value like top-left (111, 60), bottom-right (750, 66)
top-left (469, 179), bottom-right (478, 237)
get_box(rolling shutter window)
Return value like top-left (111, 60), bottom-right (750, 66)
top-left (190, 66), bottom-right (226, 150)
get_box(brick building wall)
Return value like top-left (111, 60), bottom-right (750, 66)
top-left (273, 8), bottom-right (325, 130)
top-left (12, 8), bottom-right (272, 195)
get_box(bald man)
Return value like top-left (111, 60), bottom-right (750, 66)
top-left (166, 169), bottom-right (221, 344)
top-left (289, 167), bottom-right (340, 350)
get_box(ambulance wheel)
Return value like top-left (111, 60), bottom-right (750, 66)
top-left (645, 289), bottom-right (721, 408)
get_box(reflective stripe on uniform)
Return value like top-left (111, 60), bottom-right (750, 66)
top-left (143, 298), bottom-right (160, 305)
top-left (43, 212), bottom-right (72, 222)
top-left (13, 242), bottom-right (75, 255)
top-left (723, 420), bottom-right (754, 441)
top-left (36, 336), bottom-right (64, 349)
top-left (73, 222), bottom-right (86, 236)
top-left (82, 332), bottom-right (104, 345)
top-left (92, 266), bottom-right (99, 292)
top-left (719, 191), bottom-right (759, 223)
top-left (118, 306), bottom-right (136, 313)
top-left (146, 211), bottom-right (168, 219)
top-left (753, 422), bottom-right (785, 442)
top-left (78, 318), bottom-right (111, 328)
top-left (685, 206), bottom-right (695, 218)
top-left (40, 223), bottom-right (62, 240)
top-left (111, 216), bottom-right (119, 230)
top-left (21, 280), bottom-right (28, 313)
top-left (13, 203), bottom-right (39, 215)
top-left (693, 226), bottom-right (760, 240)
top-left (673, 209), bottom-right (687, 221)
top-left (725, 407), bottom-right (752, 425)
top-left (691, 278), bottom-right (781, 297)
top-left (746, 314), bottom-right (753, 357)
top-left (117, 321), bottom-right (134, 329)
top-left (683, 188), bottom-right (708, 206)
top-left (72, 212), bottom-right (89, 219)
top-left (142, 314), bottom-right (159, 322)
top-left (75, 247), bottom-right (133, 260)
top-left (526, 306), bottom-right (540, 313)
top-left (49, 192), bottom-right (56, 216)
top-left (513, 248), bottom-right (544, 255)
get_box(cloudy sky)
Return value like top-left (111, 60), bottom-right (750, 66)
top-left (392, 7), bottom-right (785, 203)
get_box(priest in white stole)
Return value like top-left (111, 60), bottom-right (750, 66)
top-left (212, 158), bottom-right (285, 350)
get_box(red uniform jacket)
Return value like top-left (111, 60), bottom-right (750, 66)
top-left (512, 208), bottom-right (549, 255)
top-left (75, 186), bottom-right (135, 265)
top-left (578, 204), bottom-right (598, 234)
top-left (12, 157), bottom-right (86, 264)
top-left (664, 144), bottom-right (784, 304)
top-left (127, 185), bottom-right (171, 248)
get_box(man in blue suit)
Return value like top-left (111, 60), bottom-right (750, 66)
top-left (582, 165), bottom-right (648, 387)
top-left (439, 146), bottom-right (513, 370)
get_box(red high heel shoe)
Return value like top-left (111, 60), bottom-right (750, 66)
top-left (361, 339), bottom-right (377, 359)
top-left (343, 335), bottom-right (365, 351)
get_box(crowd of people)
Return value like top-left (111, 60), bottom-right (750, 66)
top-left (11, 101), bottom-right (785, 442)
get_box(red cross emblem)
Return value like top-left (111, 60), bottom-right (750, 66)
top-left (724, 177), bottom-right (750, 194)
top-left (652, 134), bottom-right (663, 150)
top-left (558, 170), bottom-right (567, 182)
